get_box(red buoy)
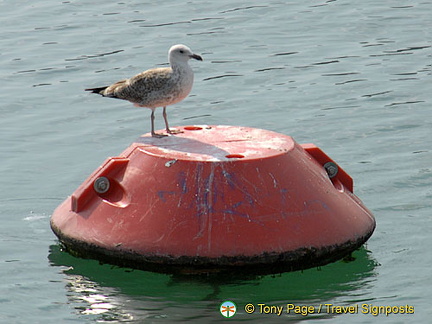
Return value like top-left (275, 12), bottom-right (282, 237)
top-left (51, 125), bottom-right (375, 274)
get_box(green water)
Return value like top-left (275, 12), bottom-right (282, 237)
top-left (48, 246), bottom-right (378, 322)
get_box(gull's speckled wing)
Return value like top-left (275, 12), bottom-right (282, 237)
top-left (103, 68), bottom-right (175, 106)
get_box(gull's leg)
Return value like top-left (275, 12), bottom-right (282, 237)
top-left (151, 109), bottom-right (167, 138)
top-left (163, 106), bottom-right (183, 135)
top-left (162, 107), bottom-right (170, 133)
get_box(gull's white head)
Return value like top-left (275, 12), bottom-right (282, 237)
top-left (168, 44), bottom-right (203, 65)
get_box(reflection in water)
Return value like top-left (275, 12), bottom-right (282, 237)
top-left (65, 274), bottom-right (134, 321)
top-left (49, 245), bottom-right (378, 322)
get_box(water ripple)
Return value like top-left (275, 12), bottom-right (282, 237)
top-left (219, 5), bottom-right (268, 14)
top-left (361, 91), bottom-right (393, 98)
top-left (384, 45), bottom-right (431, 53)
top-left (65, 50), bottom-right (124, 61)
top-left (312, 60), bottom-right (339, 65)
top-left (335, 79), bottom-right (367, 85)
top-left (271, 52), bottom-right (298, 57)
top-left (322, 72), bottom-right (360, 77)
top-left (203, 74), bottom-right (243, 81)
top-left (254, 67), bottom-right (285, 72)
top-left (139, 21), bottom-right (191, 28)
top-left (385, 100), bottom-right (425, 107)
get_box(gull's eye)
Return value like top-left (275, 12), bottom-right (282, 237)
top-left (179, 50), bottom-right (184, 54)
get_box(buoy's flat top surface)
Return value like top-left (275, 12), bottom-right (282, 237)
top-left (133, 125), bottom-right (295, 161)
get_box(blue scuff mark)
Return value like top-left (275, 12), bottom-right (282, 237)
top-left (157, 191), bottom-right (176, 203)
top-left (177, 171), bottom-right (188, 194)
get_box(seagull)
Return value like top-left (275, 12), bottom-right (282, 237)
top-left (85, 44), bottom-right (203, 138)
